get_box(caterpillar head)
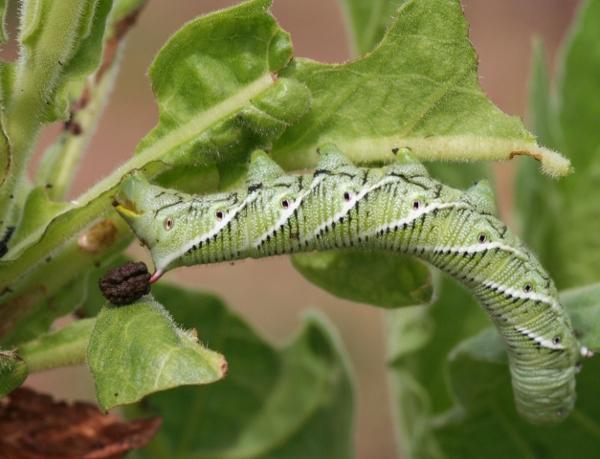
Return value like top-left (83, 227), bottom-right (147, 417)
top-left (114, 172), bottom-right (195, 281)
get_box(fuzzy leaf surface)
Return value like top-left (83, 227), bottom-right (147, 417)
top-left (293, 250), bottom-right (432, 308)
top-left (127, 284), bottom-right (355, 459)
top-left (273, 0), bottom-right (567, 176)
top-left (339, 0), bottom-right (405, 56)
top-left (0, 0), bottom-right (306, 338)
top-left (18, 319), bottom-right (95, 372)
top-left (87, 296), bottom-right (226, 410)
top-left (134, 0), bottom-right (310, 167)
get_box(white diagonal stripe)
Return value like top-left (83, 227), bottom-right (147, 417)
top-left (360, 201), bottom-right (469, 239)
top-left (514, 325), bottom-right (564, 350)
top-left (304, 175), bottom-right (401, 243)
top-left (481, 280), bottom-right (561, 311)
top-left (254, 175), bottom-right (325, 248)
top-left (159, 192), bottom-right (259, 270)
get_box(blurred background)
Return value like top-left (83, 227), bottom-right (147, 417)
top-left (24, 1), bottom-right (580, 457)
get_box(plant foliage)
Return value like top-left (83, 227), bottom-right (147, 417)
top-left (0, 0), bottom-right (598, 457)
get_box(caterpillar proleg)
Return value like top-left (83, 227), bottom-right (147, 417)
top-left (115, 144), bottom-right (586, 424)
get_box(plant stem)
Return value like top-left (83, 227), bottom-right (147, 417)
top-left (37, 2), bottom-right (147, 200)
top-left (0, 216), bottom-right (131, 340)
top-left (18, 318), bottom-right (95, 372)
top-left (38, 62), bottom-right (120, 201)
top-left (0, 0), bottom-right (88, 231)
top-left (2, 73), bottom-right (274, 265)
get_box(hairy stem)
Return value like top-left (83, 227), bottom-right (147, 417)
top-left (0, 0), bottom-right (87, 229)
top-left (37, 3), bottom-right (147, 200)
top-left (18, 319), bottom-right (95, 372)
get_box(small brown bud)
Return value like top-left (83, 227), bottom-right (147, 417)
top-left (99, 262), bottom-right (151, 306)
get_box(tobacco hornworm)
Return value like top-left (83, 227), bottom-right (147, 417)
top-left (114, 144), bottom-right (591, 424)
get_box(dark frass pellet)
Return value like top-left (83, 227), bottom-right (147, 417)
top-left (99, 261), bottom-right (151, 306)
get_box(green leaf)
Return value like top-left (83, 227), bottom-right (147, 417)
top-left (388, 276), bottom-right (600, 457)
top-left (339, 0), bottom-right (405, 56)
top-left (558, 0), bottom-right (600, 166)
top-left (386, 276), bottom-right (489, 457)
top-left (134, 0), bottom-right (310, 167)
top-left (518, 0), bottom-right (600, 289)
top-left (0, 350), bottom-right (27, 397)
top-left (9, 187), bottom-right (69, 246)
top-left (18, 318), bottom-right (95, 372)
top-left (127, 283), bottom-right (354, 458)
top-left (0, 0), bottom-right (113, 230)
top-left (432, 325), bottom-right (600, 459)
top-left (0, 0), bottom-right (309, 330)
top-left (0, 216), bottom-right (131, 342)
top-left (561, 283), bottom-right (600, 351)
top-left (0, 0), bottom-right (7, 45)
top-left (36, 0), bottom-right (149, 201)
top-left (274, 0), bottom-right (568, 177)
top-left (87, 296), bottom-right (226, 411)
top-left (16, 0), bottom-right (113, 122)
top-left (292, 250), bottom-right (432, 308)
top-left (0, 268), bottom-right (89, 346)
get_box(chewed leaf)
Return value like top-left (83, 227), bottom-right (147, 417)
top-left (87, 296), bottom-right (226, 410)
top-left (273, 0), bottom-right (569, 176)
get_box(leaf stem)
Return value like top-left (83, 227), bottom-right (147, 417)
top-left (37, 3), bottom-right (148, 200)
top-left (18, 319), bottom-right (95, 373)
top-left (3, 73), bottom-right (275, 262)
top-left (0, 0), bottom-right (88, 229)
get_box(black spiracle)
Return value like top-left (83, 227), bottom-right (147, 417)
top-left (99, 261), bottom-right (151, 306)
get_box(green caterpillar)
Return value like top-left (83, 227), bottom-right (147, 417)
top-left (114, 144), bottom-right (590, 424)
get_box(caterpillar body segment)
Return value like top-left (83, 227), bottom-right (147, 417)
top-left (115, 145), bottom-right (582, 424)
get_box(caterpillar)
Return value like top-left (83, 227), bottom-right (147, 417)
top-left (114, 144), bottom-right (590, 424)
